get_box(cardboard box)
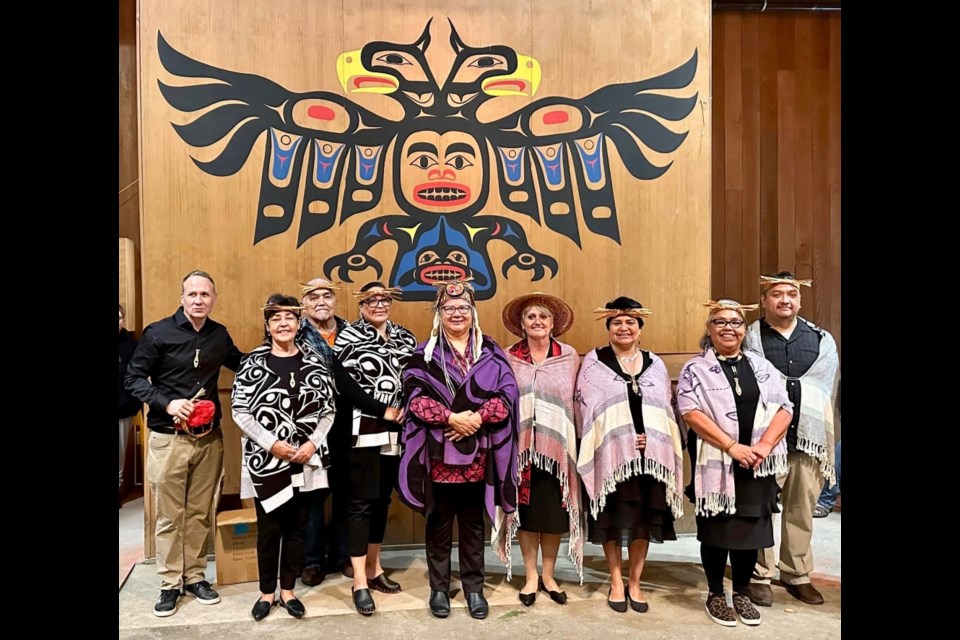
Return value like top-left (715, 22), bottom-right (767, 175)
top-left (215, 508), bottom-right (258, 586)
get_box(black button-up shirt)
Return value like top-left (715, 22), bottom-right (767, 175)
top-left (125, 307), bottom-right (243, 433)
top-left (758, 317), bottom-right (821, 452)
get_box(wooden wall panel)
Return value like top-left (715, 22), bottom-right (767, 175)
top-left (712, 11), bottom-right (841, 353)
top-left (119, 0), bottom-right (142, 329)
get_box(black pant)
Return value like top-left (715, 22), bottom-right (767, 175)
top-left (346, 453), bottom-right (398, 557)
top-left (303, 477), bottom-right (350, 569)
top-left (255, 489), bottom-right (310, 594)
top-left (700, 543), bottom-right (756, 595)
top-left (425, 481), bottom-right (486, 593)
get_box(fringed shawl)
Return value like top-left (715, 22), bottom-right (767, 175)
top-left (575, 349), bottom-right (685, 522)
top-left (745, 318), bottom-right (839, 486)
top-left (507, 340), bottom-right (584, 583)
top-left (676, 349), bottom-right (792, 516)
top-left (398, 335), bottom-right (520, 577)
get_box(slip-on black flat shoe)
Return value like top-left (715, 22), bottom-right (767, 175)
top-left (278, 596), bottom-right (306, 618)
top-left (627, 592), bottom-right (649, 613)
top-left (607, 588), bottom-right (627, 613)
top-left (251, 599), bottom-right (275, 621)
top-left (539, 578), bottom-right (567, 605)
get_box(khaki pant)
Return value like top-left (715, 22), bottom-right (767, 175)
top-left (148, 430), bottom-right (224, 590)
top-left (753, 451), bottom-right (823, 586)
top-left (119, 418), bottom-right (133, 488)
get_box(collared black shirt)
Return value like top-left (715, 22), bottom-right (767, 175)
top-left (125, 307), bottom-right (243, 433)
top-left (758, 317), bottom-right (821, 451)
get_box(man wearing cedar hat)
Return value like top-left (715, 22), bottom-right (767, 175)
top-left (125, 270), bottom-right (244, 617)
top-left (743, 271), bottom-right (840, 607)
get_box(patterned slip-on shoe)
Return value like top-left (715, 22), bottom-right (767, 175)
top-left (732, 592), bottom-right (762, 626)
top-left (704, 592), bottom-right (738, 627)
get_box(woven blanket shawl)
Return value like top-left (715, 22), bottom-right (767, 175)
top-left (676, 349), bottom-right (791, 516)
top-left (508, 340), bottom-right (584, 582)
top-left (745, 317), bottom-right (839, 486)
top-left (575, 349), bottom-right (685, 521)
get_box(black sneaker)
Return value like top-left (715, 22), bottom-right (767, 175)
top-left (184, 580), bottom-right (221, 605)
top-left (154, 589), bottom-right (181, 617)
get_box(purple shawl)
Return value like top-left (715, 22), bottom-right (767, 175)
top-left (398, 335), bottom-right (520, 573)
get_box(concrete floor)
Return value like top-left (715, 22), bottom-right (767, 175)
top-left (120, 504), bottom-right (840, 639)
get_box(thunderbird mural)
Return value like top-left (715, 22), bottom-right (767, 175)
top-left (158, 20), bottom-right (698, 300)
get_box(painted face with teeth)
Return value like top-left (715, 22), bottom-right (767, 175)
top-left (399, 129), bottom-right (485, 215)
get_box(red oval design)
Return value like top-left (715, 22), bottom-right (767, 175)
top-left (542, 110), bottom-right (569, 125)
top-left (307, 105), bottom-right (336, 121)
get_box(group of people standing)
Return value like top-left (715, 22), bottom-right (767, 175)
top-left (122, 270), bottom-right (839, 628)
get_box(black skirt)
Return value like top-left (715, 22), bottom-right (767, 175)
top-left (588, 474), bottom-right (677, 545)
top-left (518, 466), bottom-right (570, 534)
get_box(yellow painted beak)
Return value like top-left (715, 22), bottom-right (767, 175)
top-left (336, 49), bottom-right (399, 94)
top-left (481, 54), bottom-right (541, 97)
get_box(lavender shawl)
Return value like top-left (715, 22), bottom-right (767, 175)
top-left (676, 349), bottom-right (792, 516)
top-left (398, 335), bottom-right (520, 574)
top-left (575, 349), bottom-right (685, 521)
top-left (507, 340), bottom-right (584, 582)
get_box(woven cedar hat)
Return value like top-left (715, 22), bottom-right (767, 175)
top-left (501, 292), bottom-right (574, 338)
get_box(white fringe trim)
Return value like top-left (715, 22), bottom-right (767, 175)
top-left (754, 452), bottom-right (789, 478)
top-left (491, 510), bottom-right (519, 582)
top-left (643, 457), bottom-right (684, 519)
top-left (696, 492), bottom-right (737, 517)
top-left (796, 436), bottom-right (838, 487)
top-left (589, 457), bottom-right (645, 521)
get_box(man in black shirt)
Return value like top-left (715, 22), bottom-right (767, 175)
top-left (126, 271), bottom-right (243, 617)
top-left (744, 272), bottom-right (840, 608)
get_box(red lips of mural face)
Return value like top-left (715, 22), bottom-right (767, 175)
top-left (413, 181), bottom-right (471, 207)
top-left (418, 264), bottom-right (468, 283)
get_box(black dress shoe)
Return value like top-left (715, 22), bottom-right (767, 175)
top-left (784, 582), bottom-right (825, 605)
top-left (539, 578), bottom-right (567, 605)
top-left (368, 573), bottom-right (402, 594)
top-left (429, 590), bottom-right (451, 618)
top-left (278, 597), bottom-right (306, 618)
top-left (251, 599), bottom-right (274, 621)
top-left (627, 592), bottom-right (649, 613)
top-left (301, 566), bottom-right (325, 587)
top-left (465, 591), bottom-right (489, 619)
top-left (351, 587), bottom-right (376, 616)
top-left (607, 588), bottom-right (627, 613)
top-left (518, 590), bottom-right (537, 607)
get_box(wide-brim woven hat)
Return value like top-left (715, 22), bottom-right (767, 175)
top-left (502, 292), bottom-right (574, 338)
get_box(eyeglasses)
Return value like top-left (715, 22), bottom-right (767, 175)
top-left (440, 305), bottom-right (472, 316)
top-left (362, 297), bottom-right (393, 308)
top-left (710, 318), bottom-right (745, 329)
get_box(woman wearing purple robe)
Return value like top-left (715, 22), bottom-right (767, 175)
top-left (398, 280), bottom-right (520, 620)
